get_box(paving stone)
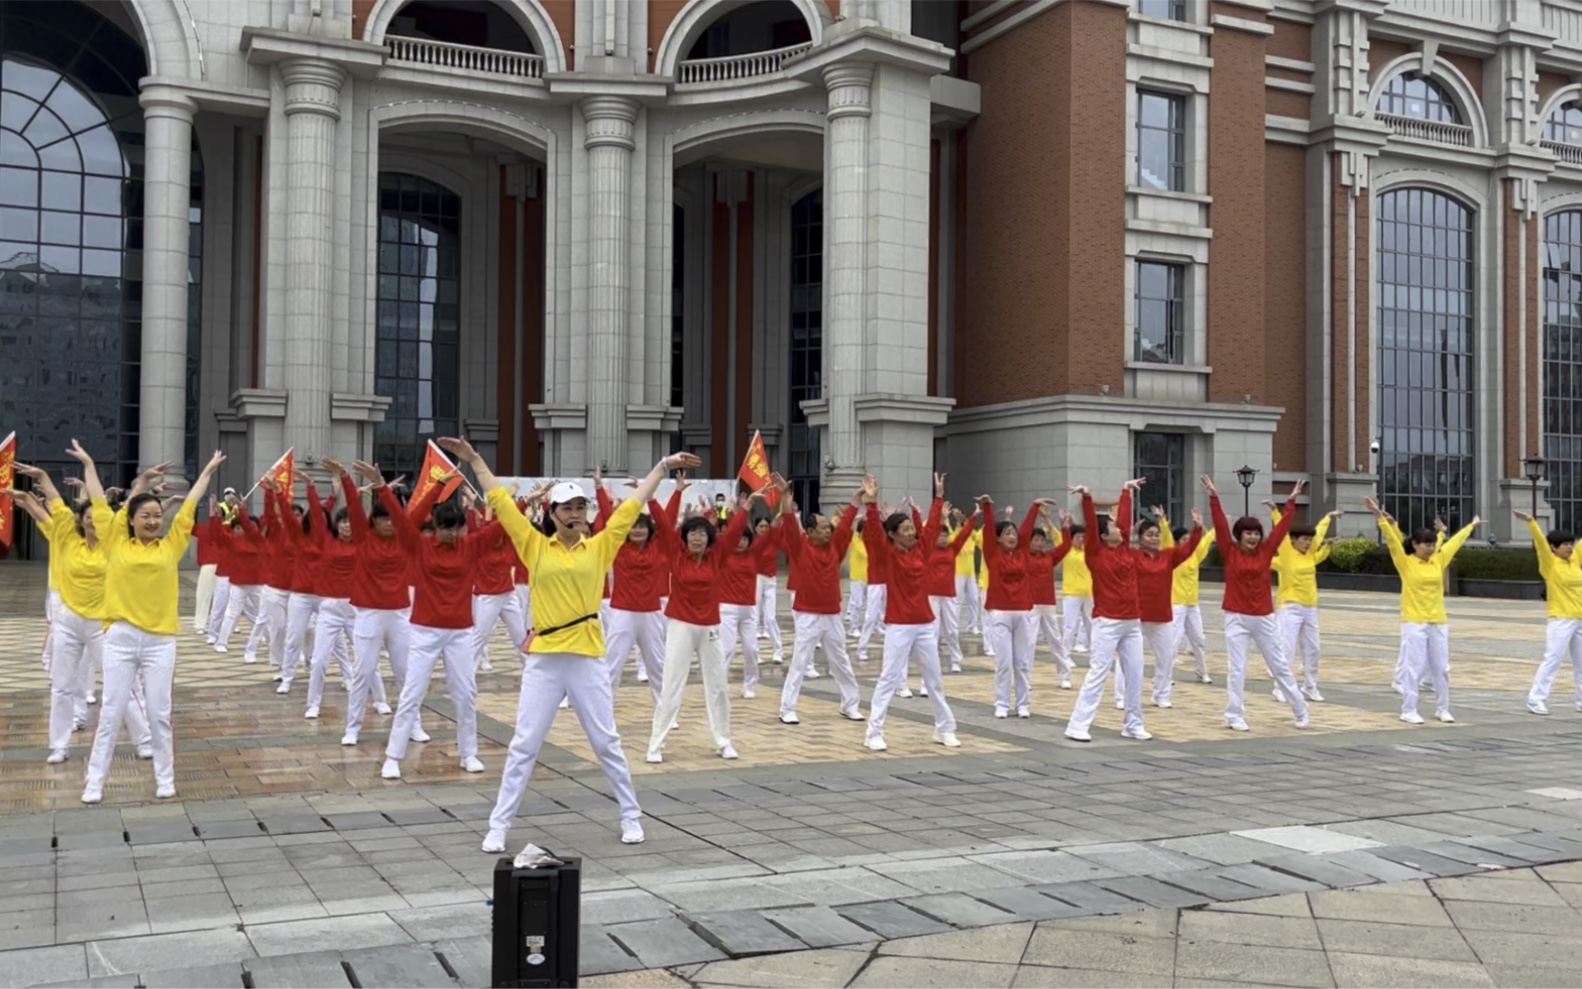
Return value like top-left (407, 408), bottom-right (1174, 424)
top-left (968, 850), bottom-right (1125, 885)
top-left (257, 816), bottom-right (332, 836)
top-left (430, 937), bottom-right (491, 989)
top-left (125, 825), bottom-right (200, 845)
top-left (878, 923), bottom-right (1033, 964)
top-left (1174, 939), bottom-right (1332, 988)
top-left (899, 892), bottom-right (1020, 929)
top-left (1252, 854), bottom-right (1378, 889)
top-left (1035, 881), bottom-right (1151, 913)
top-left (325, 813), bottom-right (392, 832)
top-left (688, 910), bottom-right (807, 956)
top-left (1322, 850), bottom-right (1434, 882)
top-left (604, 916), bottom-right (726, 969)
top-left (1420, 841), bottom-right (1532, 869)
top-left (1307, 888), bottom-right (1455, 927)
top-left (244, 951), bottom-right (354, 989)
top-left (1214, 864), bottom-right (1325, 896)
top-left (195, 821), bottom-right (263, 840)
top-left (1368, 845), bottom-right (1483, 877)
top-left (1324, 951), bottom-right (1495, 989)
top-left (1152, 869), bottom-right (1267, 903)
top-left (33, 977), bottom-right (139, 988)
top-left (386, 902), bottom-right (490, 942)
top-left (582, 889), bottom-right (679, 926)
top-left (245, 913), bottom-right (413, 957)
top-left (1021, 925), bottom-right (1176, 975)
top-left (1457, 834), bottom-right (1572, 865)
top-left (384, 807), bottom-right (452, 827)
top-left (0, 945), bottom-right (86, 987)
top-left (757, 905), bottom-right (876, 947)
top-left (579, 925), bottom-right (645, 976)
top-left (138, 962), bottom-right (248, 988)
top-left (1092, 875), bottom-right (1214, 909)
top-left (848, 955), bottom-right (1020, 988)
top-left (340, 944), bottom-right (458, 988)
top-left (688, 947), bottom-right (872, 988)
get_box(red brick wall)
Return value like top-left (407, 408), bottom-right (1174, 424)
top-left (648, 0), bottom-right (837, 71)
top-left (1207, 7), bottom-right (1268, 403)
top-left (1266, 143), bottom-right (1307, 471)
top-left (542, 0), bottom-right (574, 68)
top-left (1539, 71), bottom-right (1572, 103)
top-left (1368, 38), bottom-right (1411, 73)
top-left (1267, 89), bottom-right (1310, 119)
top-left (1328, 158), bottom-right (1371, 474)
top-left (1265, 19), bottom-right (1311, 62)
top-left (957, 2), bottom-right (1127, 407)
top-left (1443, 52), bottom-right (1483, 99)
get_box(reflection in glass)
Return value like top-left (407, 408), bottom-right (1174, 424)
top-left (788, 189), bottom-right (822, 513)
top-left (1133, 432), bottom-right (1185, 525)
top-left (1136, 91), bottom-right (1184, 192)
top-left (1375, 188), bottom-right (1474, 533)
top-left (1543, 210), bottom-right (1582, 533)
top-left (1134, 260), bottom-right (1184, 364)
top-left (1377, 72), bottom-right (1462, 123)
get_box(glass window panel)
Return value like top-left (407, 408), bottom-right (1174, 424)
top-left (82, 175), bottom-right (119, 213)
top-left (76, 125), bottom-right (123, 177)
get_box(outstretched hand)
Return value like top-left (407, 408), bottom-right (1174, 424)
top-left (1199, 474), bottom-right (1218, 496)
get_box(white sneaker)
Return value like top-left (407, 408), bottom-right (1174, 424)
top-left (272, 673), bottom-right (282, 682)
top-left (1060, 679), bottom-right (1072, 690)
top-left (81, 787), bottom-right (103, 804)
top-left (806, 668), bottom-right (821, 679)
top-left (1114, 699), bottom-right (1124, 710)
top-left (410, 727), bottom-right (431, 743)
top-left (205, 635), bottom-right (217, 645)
top-left (1074, 645), bottom-right (1089, 655)
top-left (136, 744), bottom-right (153, 760)
top-left (994, 706), bottom-right (1009, 719)
top-left (1227, 719), bottom-right (1250, 732)
top-left (1017, 706), bottom-right (1030, 718)
top-left (951, 664), bottom-right (962, 673)
top-left (1436, 710), bottom-right (1455, 723)
top-left (645, 748), bottom-right (662, 764)
top-left (481, 829), bottom-right (507, 853)
top-left (1295, 712), bottom-right (1311, 729)
top-left (934, 731), bottom-right (961, 748)
top-left (1197, 673), bottom-right (1212, 684)
top-left (621, 821), bottom-right (646, 844)
top-left (558, 697), bottom-right (570, 709)
top-left (215, 644), bottom-right (229, 654)
top-left (1064, 729), bottom-right (1091, 742)
top-left (920, 685), bottom-right (929, 697)
top-left (1303, 687), bottom-right (1325, 702)
top-left (46, 749), bottom-right (67, 764)
top-left (72, 719), bottom-right (85, 732)
top-left (381, 759), bottom-right (402, 779)
top-left (1400, 712), bottom-right (1425, 725)
top-left (1392, 683), bottom-right (1405, 696)
top-left (636, 670), bottom-right (649, 683)
top-left (275, 682), bottom-right (290, 695)
top-left (462, 756), bottom-right (485, 773)
top-left (155, 784), bottom-right (176, 799)
top-left (341, 732), bottom-right (358, 746)
top-left (304, 706), bottom-right (319, 719)
top-left (375, 702), bottom-right (392, 715)
top-left (719, 744), bottom-right (739, 760)
top-left (86, 692), bottom-right (96, 705)
top-left (1121, 726), bottom-right (1152, 741)
top-left (1156, 700), bottom-right (1173, 709)
top-left (480, 659), bottom-right (494, 672)
top-left (840, 708), bottom-right (865, 721)
top-left (773, 650), bottom-right (785, 664)
top-left (1271, 687), bottom-right (1283, 700)
top-left (780, 713), bottom-right (800, 725)
top-left (1528, 701), bottom-right (1550, 716)
top-left (900, 687), bottom-right (914, 699)
top-left (865, 735), bottom-right (888, 752)
top-left (742, 688), bottom-right (756, 700)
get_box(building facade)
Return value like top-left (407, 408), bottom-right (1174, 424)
top-left (1, 0), bottom-right (1580, 543)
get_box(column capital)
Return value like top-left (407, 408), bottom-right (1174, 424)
top-left (280, 58), bottom-right (346, 120)
top-left (823, 63), bottom-right (874, 120)
top-left (138, 84), bottom-right (197, 122)
top-left (581, 95), bottom-right (639, 151)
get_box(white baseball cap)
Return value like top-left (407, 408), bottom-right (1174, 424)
top-left (548, 481), bottom-right (587, 505)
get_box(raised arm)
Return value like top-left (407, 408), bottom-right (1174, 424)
top-left (1437, 519), bottom-right (1479, 567)
top-left (1308, 511), bottom-right (1336, 559)
top-left (181, 451), bottom-right (225, 520)
top-left (922, 496), bottom-right (944, 549)
top-left (977, 496), bottom-right (1000, 564)
top-left (12, 464), bottom-right (62, 508)
top-left (946, 512), bottom-right (977, 556)
top-left (712, 507), bottom-right (750, 560)
top-left (1169, 510), bottom-right (1206, 566)
top-left (1262, 486), bottom-right (1302, 563)
top-left (64, 440), bottom-right (106, 503)
top-left (338, 472), bottom-right (369, 542)
top-left (863, 500), bottom-right (887, 571)
top-left (1115, 487), bottom-right (1134, 544)
top-left (1019, 500), bottom-right (1042, 549)
top-left (1521, 515), bottom-right (1554, 575)
top-left (1080, 490), bottom-right (1101, 556)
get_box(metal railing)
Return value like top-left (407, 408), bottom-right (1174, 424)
top-left (676, 42), bottom-right (812, 85)
top-left (387, 36), bottom-right (545, 80)
top-left (1377, 112), bottom-right (1474, 147)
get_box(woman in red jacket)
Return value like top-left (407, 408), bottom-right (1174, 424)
top-left (468, 494), bottom-right (527, 673)
top-left (213, 501), bottom-right (268, 662)
top-left (277, 480), bottom-right (335, 697)
top-left (1026, 513), bottom-right (1074, 691)
top-left (862, 473), bottom-right (961, 753)
top-left (201, 504), bottom-right (232, 646)
top-left (976, 494), bottom-right (1046, 718)
top-left (777, 484), bottom-right (865, 724)
top-left (719, 518), bottom-right (768, 699)
top-left (646, 499), bottom-right (750, 763)
top-left (1133, 509), bottom-right (1204, 709)
top-left (754, 517), bottom-right (785, 664)
top-left (597, 488), bottom-right (682, 704)
top-left (256, 487), bottom-right (299, 683)
top-left (1203, 474), bottom-right (1310, 731)
top-left (926, 506), bottom-right (978, 679)
top-left (303, 483), bottom-right (371, 720)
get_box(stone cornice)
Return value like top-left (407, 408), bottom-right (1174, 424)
top-left (545, 74), bottom-right (669, 104)
top-left (141, 76), bottom-right (270, 117)
top-left (852, 394), bottom-right (957, 426)
top-left (787, 25), bottom-right (952, 84)
top-left (242, 27), bottom-right (385, 78)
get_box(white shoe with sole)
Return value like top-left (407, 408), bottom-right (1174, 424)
top-left (381, 759), bottom-right (402, 779)
top-left (81, 787), bottom-right (103, 804)
top-left (865, 736), bottom-right (888, 752)
top-left (375, 702), bottom-right (392, 715)
top-left (462, 756), bottom-right (485, 773)
top-left (1400, 712), bottom-right (1425, 725)
top-left (155, 784), bottom-right (176, 799)
top-left (621, 822), bottom-right (646, 844)
top-left (136, 744), bottom-right (153, 760)
top-left (719, 744), bottom-right (739, 760)
top-left (481, 829), bottom-right (507, 853)
top-left (934, 731), bottom-right (961, 748)
top-left (305, 706), bottom-right (319, 719)
top-left (410, 727), bottom-right (431, 742)
top-left (46, 749), bottom-right (67, 764)
top-left (1435, 710), bottom-right (1455, 723)
top-left (1120, 726), bottom-right (1152, 741)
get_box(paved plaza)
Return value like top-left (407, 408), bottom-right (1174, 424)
top-left (2, 563), bottom-right (1582, 987)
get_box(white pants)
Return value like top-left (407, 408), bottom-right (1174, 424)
top-left (1068, 617), bottom-right (1145, 735)
top-left (857, 584), bottom-right (888, 659)
top-left (207, 576), bottom-right (231, 641)
top-left (956, 575), bottom-right (981, 633)
top-left (489, 652), bottom-right (640, 833)
top-left (649, 619), bottom-right (730, 753)
top-left (85, 622), bottom-right (175, 791)
top-left (261, 587), bottom-right (290, 673)
top-left (1145, 620), bottom-right (1180, 705)
top-left (719, 603), bottom-right (761, 692)
top-left (932, 594), bottom-right (962, 671)
top-left (1530, 617), bottom-right (1582, 707)
top-left (43, 588), bottom-right (59, 669)
top-left (348, 607), bottom-right (411, 736)
top-left (472, 590), bottom-right (529, 669)
top-left (307, 598), bottom-right (360, 709)
top-left (517, 584), bottom-right (532, 628)
top-left (1035, 604), bottom-right (1070, 676)
top-left (845, 579), bottom-right (867, 629)
top-left (1400, 622), bottom-right (1451, 716)
top-left (985, 610), bottom-right (1037, 712)
top-left (386, 625), bottom-right (478, 762)
top-left (867, 622), bottom-right (954, 740)
top-left (216, 583), bottom-right (264, 657)
top-left (194, 564), bottom-right (218, 633)
top-left (604, 608), bottom-right (665, 702)
top-left (1224, 612), bottom-right (1308, 724)
top-left (1172, 604), bottom-right (1207, 677)
top-left (781, 612), bottom-right (861, 719)
top-left (1279, 604), bottom-right (1321, 691)
top-left (283, 593), bottom-right (321, 686)
top-left (757, 576), bottom-right (783, 655)
top-left (1062, 595), bottom-right (1093, 653)
top-left (51, 606), bottom-right (147, 752)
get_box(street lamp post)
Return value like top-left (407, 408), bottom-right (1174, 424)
top-left (1235, 465), bottom-right (1258, 518)
top-left (1524, 456), bottom-right (1547, 518)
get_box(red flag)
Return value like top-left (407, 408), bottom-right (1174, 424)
top-left (410, 440), bottom-right (464, 506)
top-left (0, 432), bottom-right (14, 549)
top-left (266, 448), bottom-right (296, 493)
top-left (737, 430), bottom-right (778, 507)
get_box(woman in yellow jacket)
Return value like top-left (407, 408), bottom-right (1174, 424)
top-left (845, 525), bottom-right (868, 633)
top-left (1268, 504), bottom-right (1340, 703)
top-left (436, 437), bottom-right (700, 853)
top-left (1163, 521), bottom-right (1216, 684)
top-left (74, 441), bottom-right (225, 803)
top-left (1363, 497), bottom-right (1480, 725)
top-left (1516, 511), bottom-right (1582, 716)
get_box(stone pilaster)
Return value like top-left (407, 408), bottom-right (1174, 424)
top-left (137, 85), bottom-right (197, 480)
top-left (581, 95), bottom-right (638, 472)
top-left (280, 58), bottom-right (345, 462)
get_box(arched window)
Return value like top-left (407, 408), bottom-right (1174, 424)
top-left (1376, 188), bottom-right (1475, 534)
top-left (686, 0), bottom-right (811, 60)
top-left (374, 172), bottom-right (461, 480)
top-left (386, 0), bottom-right (538, 53)
top-left (0, 0), bottom-right (203, 491)
top-left (787, 188), bottom-right (821, 512)
top-left (1543, 210), bottom-right (1582, 533)
top-left (1377, 72), bottom-right (1463, 123)
top-left (1543, 100), bottom-right (1582, 146)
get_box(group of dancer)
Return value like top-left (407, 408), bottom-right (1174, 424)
top-left (11, 434), bottom-right (1582, 850)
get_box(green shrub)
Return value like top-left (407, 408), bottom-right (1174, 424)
top-left (1325, 538), bottom-right (1376, 574)
top-left (1453, 547), bottom-right (1541, 581)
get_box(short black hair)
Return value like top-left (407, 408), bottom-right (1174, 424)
top-left (431, 502), bottom-right (466, 530)
top-left (1137, 519), bottom-right (1159, 537)
top-left (1549, 529), bottom-right (1576, 549)
top-left (1171, 526), bottom-right (1188, 541)
top-left (680, 515), bottom-right (716, 547)
top-left (1288, 524), bottom-right (1317, 539)
top-left (1409, 528), bottom-right (1438, 549)
top-left (1069, 523), bottom-right (1085, 535)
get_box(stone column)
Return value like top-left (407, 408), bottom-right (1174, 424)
top-left (137, 85), bottom-right (197, 477)
top-left (819, 63), bottom-right (873, 498)
top-left (581, 96), bottom-right (638, 471)
top-left (280, 58), bottom-right (345, 460)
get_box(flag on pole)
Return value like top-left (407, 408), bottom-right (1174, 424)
top-left (266, 447), bottom-right (296, 493)
top-left (738, 430), bottom-right (777, 506)
top-left (0, 432), bottom-right (14, 549)
top-left (410, 440), bottom-right (465, 506)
